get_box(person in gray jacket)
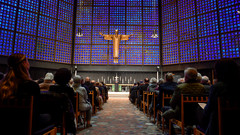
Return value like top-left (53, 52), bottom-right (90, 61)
top-left (72, 75), bottom-right (92, 127)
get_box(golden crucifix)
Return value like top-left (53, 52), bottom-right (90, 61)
top-left (99, 30), bottom-right (133, 63)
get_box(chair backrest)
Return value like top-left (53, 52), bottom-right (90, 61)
top-left (162, 92), bottom-right (172, 107)
top-left (181, 94), bottom-right (208, 125)
top-left (218, 97), bottom-right (240, 135)
top-left (0, 96), bottom-right (34, 135)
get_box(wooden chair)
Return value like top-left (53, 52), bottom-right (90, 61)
top-left (89, 91), bottom-right (96, 114)
top-left (193, 127), bottom-right (205, 135)
top-left (169, 94), bottom-right (208, 135)
top-left (149, 92), bottom-right (158, 123)
top-left (147, 92), bottom-right (154, 117)
top-left (142, 91), bottom-right (147, 113)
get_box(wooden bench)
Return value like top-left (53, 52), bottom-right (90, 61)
top-left (149, 92), bottom-right (157, 123)
top-left (89, 91), bottom-right (97, 114)
top-left (169, 94), bottom-right (208, 135)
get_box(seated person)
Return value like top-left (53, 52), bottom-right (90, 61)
top-left (39, 73), bottom-right (54, 91)
top-left (72, 75), bottom-right (92, 127)
top-left (201, 76), bottom-right (211, 93)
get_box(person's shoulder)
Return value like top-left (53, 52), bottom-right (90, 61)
top-left (23, 80), bottom-right (39, 87)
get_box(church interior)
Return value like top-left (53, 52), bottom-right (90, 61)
top-left (0, 0), bottom-right (240, 134)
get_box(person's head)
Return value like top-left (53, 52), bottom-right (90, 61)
top-left (158, 78), bottom-right (164, 85)
top-left (214, 58), bottom-right (239, 83)
top-left (165, 73), bottom-right (174, 82)
top-left (134, 83), bottom-right (137, 86)
top-left (91, 80), bottom-right (96, 86)
top-left (150, 77), bottom-right (157, 84)
top-left (85, 77), bottom-right (90, 83)
top-left (0, 53), bottom-right (31, 100)
top-left (184, 67), bottom-right (198, 83)
top-left (54, 68), bottom-right (72, 85)
top-left (44, 72), bottom-right (54, 82)
top-left (73, 75), bottom-right (82, 87)
top-left (201, 76), bottom-right (209, 85)
top-left (144, 78), bottom-right (149, 84)
top-left (196, 73), bottom-right (202, 83)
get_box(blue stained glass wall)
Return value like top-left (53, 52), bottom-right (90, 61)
top-left (126, 45), bottom-right (142, 65)
top-left (179, 40), bottom-right (198, 63)
top-left (0, 0), bottom-right (74, 63)
top-left (91, 45), bottom-right (108, 64)
top-left (162, 43), bottom-right (179, 65)
top-left (143, 46), bottom-right (160, 65)
top-left (74, 45), bottom-right (91, 64)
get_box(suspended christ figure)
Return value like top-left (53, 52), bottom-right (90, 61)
top-left (99, 30), bottom-right (133, 63)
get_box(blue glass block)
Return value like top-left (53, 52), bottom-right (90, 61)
top-left (218, 0), bottom-right (234, 9)
top-left (94, 0), bottom-right (109, 6)
top-left (219, 5), bottom-right (240, 33)
top-left (74, 45), bottom-right (91, 64)
top-left (109, 25), bottom-right (125, 44)
top-left (161, 0), bottom-right (175, 5)
top-left (199, 35), bottom-right (221, 61)
top-left (78, 0), bottom-right (92, 6)
top-left (109, 45), bottom-right (125, 65)
top-left (110, 0), bottom-right (125, 6)
top-left (62, 0), bottom-right (74, 4)
top-left (179, 17), bottom-right (197, 41)
top-left (17, 9), bottom-right (38, 35)
top-left (162, 22), bottom-right (178, 44)
top-left (38, 15), bottom-right (56, 39)
top-left (76, 6), bottom-right (92, 24)
top-left (75, 25), bottom-right (91, 44)
top-left (126, 0), bottom-right (142, 6)
top-left (126, 25), bottom-right (142, 44)
top-left (126, 45), bottom-right (142, 65)
top-left (40, 0), bottom-right (58, 18)
top-left (179, 39), bottom-right (198, 63)
top-left (143, 26), bottom-right (160, 45)
top-left (92, 25), bottom-right (108, 44)
top-left (143, 46), bottom-right (160, 65)
top-left (143, 7), bottom-right (159, 25)
top-left (36, 38), bottom-right (55, 61)
top-left (126, 7), bottom-right (142, 25)
top-left (235, 0), bottom-right (240, 4)
top-left (178, 0), bottom-right (195, 19)
top-left (91, 45), bottom-right (108, 64)
top-left (19, 0), bottom-right (39, 13)
top-left (197, 11), bottom-right (219, 37)
top-left (110, 7), bottom-right (125, 25)
top-left (221, 31), bottom-right (240, 58)
top-left (57, 21), bottom-right (72, 43)
top-left (162, 1), bottom-right (177, 24)
top-left (0, 0), bottom-right (18, 7)
top-left (0, 4), bottom-right (16, 31)
top-left (0, 30), bottom-right (13, 56)
top-left (58, 1), bottom-right (73, 23)
top-left (196, 0), bottom-right (217, 14)
top-left (14, 33), bottom-right (35, 59)
top-left (55, 41), bottom-right (71, 64)
top-left (143, 0), bottom-right (158, 6)
top-left (93, 7), bottom-right (108, 24)
top-left (162, 43), bottom-right (179, 65)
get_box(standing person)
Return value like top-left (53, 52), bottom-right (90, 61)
top-left (72, 75), bottom-right (92, 127)
top-left (39, 72), bottom-right (54, 91)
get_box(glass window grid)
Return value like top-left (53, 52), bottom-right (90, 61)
top-left (78, 0), bottom-right (93, 6)
top-left (74, 44), bottom-right (91, 64)
top-left (196, 0), bottom-right (217, 14)
top-left (162, 43), bottom-right (179, 65)
top-left (19, 0), bottom-right (39, 13)
top-left (126, 45), bottom-right (142, 65)
top-left (143, 7), bottom-right (159, 25)
top-left (110, 7), bottom-right (125, 25)
top-left (36, 38), bottom-right (55, 61)
top-left (38, 15), bottom-right (56, 39)
top-left (218, 0), bottom-right (235, 9)
top-left (161, 2), bottom-right (177, 24)
top-left (178, 17), bottom-right (197, 41)
top-left (75, 25), bottom-right (92, 44)
top-left (126, 25), bottom-right (142, 45)
top-left (92, 25), bottom-right (108, 44)
top-left (93, 6), bottom-right (108, 24)
top-left (161, 0), bottom-right (175, 6)
top-left (62, 0), bottom-right (74, 5)
top-left (219, 5), bottom-right (240, 33)
top-left (76, 6), bottom-right (92, 24)
top-left (57, 21), bottom-right (72, 43)
top-left (126, 0), bottom-right (142, 6)
top-left (143, 46), bottom-right (160, 65)
top-left (221, 31), bottom-right (240, 58)
top-left (0, 0), bottom-right (18, 7)
top-left (109, 25), bottom-right (125, 44)
top-left (58, 1), bottom-right (73, 23)
top-left (199, 35), bottom-right (221, 61)
top-left (16, 9), bottom-right (38, 35)
top-left (126, 7), bottom-right (142, 25)
top-left (110, 0), bottom-right (125, 6)
top-left (40, 0), bottom-right (58, 18)
top-left (162, 22), bottom-right (178, 44)
top-left (0, 4), bottom-right (16, 31)
top-left (93, 0), bottom-right (109, 6)
top-left (197, 11), bottom-right (219, 37)
top-left (14, 33), bottom-right (35, 59)
top-left (143, 0), bottom-right (158, 7)
top-left (143, 26), bottom-right (159, 45)
top-left (179, 39), bottom-right (198, 63)
top-left (109, 45), bottom-right (125, 64)
top-left (55, 41), bottom-right (71, 63)
top-left (91, 45), bottom-right (108, 64)
top-left (0, 30), bottom-right (13, 56)
top-left (178, 0), bottom-right (195, 20)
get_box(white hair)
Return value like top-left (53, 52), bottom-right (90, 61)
top-left (150, 77), bottom-right (157, 84)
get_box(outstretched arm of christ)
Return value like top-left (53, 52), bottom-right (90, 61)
top-left (99, 32), bottom-right (113, 40)
top-left (120, 34), bottom-right (134, 40)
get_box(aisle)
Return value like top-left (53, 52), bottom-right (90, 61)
top-left (77, 92), bottom-right (161, 135)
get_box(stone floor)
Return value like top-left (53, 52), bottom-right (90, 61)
top-left (76, 92), bottom-right (162, 135)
